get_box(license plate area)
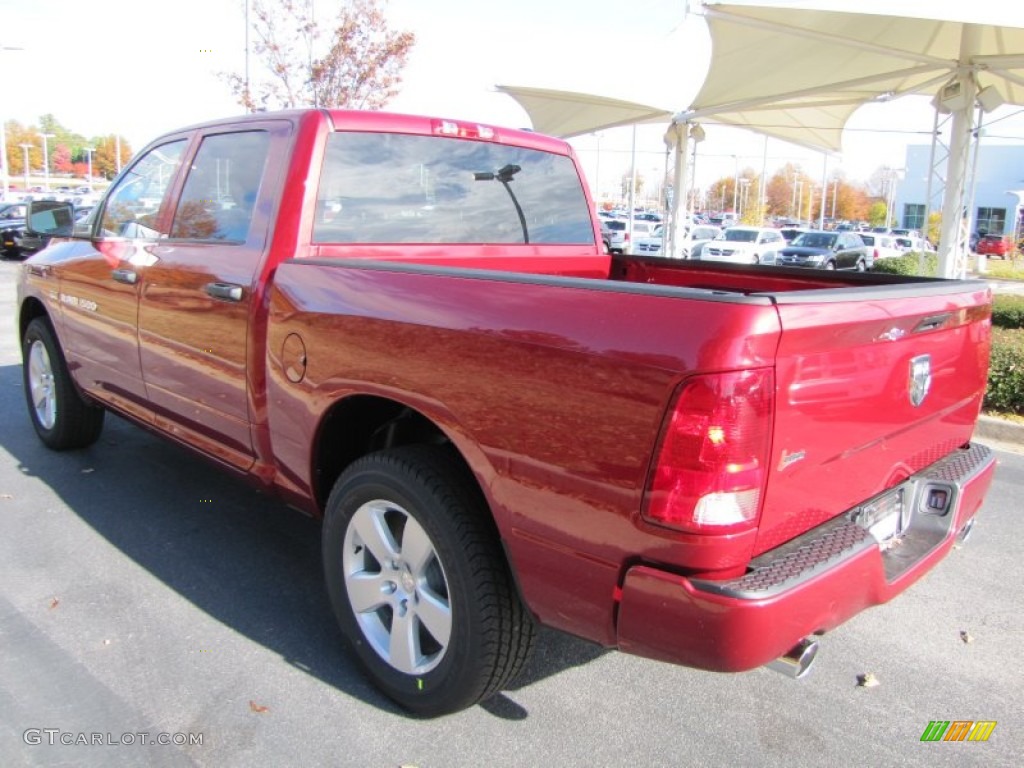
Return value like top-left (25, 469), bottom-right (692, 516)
top-left (849, 487), bottom-right (908, 549)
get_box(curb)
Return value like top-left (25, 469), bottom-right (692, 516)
top-left (974, 414), bottom-right (1024, 448)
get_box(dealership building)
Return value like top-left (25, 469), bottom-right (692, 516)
top-left (896, 143), bottom-right (1024, 239)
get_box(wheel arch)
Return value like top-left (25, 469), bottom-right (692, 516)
top-left (19, 296), bottom-right (52, 345)
top-left (311, 394), bottom-right (496, 521)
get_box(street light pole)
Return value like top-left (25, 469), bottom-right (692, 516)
top-left (0, 117), bottom-right (7, 198)
top-left (37, 132), bottom-right (55, 190)
top-left (732, 155), bottom-right (739, 216)
top-left (84, 147), bottom-right (95, 189)
top-left (739, 178), bottom-right (751, 219)
top-left (1, 44), bottom-right (26, 198)
top-left (19, 143), bottom-right (32, 191)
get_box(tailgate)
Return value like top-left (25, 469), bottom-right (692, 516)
top-left (755, 282), bottom-right (992, 555)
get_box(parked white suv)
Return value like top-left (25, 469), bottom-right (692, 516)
top-left (700, 226), bottom-right (785, 265)
top-left (605, 219), bottom-right (659, 255)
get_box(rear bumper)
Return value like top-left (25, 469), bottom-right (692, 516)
top-left (615, 443), bottom-right (995, 672)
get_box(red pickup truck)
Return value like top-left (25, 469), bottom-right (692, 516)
top-left (18, 109), bottom-right (996, 716)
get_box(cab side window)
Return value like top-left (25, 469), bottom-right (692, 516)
top-left (170, 131), bottom-right (271, 243)
top-left (100, 140), bottom-right (187, 238)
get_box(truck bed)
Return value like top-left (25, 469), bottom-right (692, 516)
top-left (609, 254), bottom-right (977, 298)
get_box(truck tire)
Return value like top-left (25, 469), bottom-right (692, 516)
top-left (322, 446), bottom-right (536, 716)
top-left (22, 317), bottom-right (105, 450)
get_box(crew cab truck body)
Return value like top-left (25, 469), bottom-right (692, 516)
top-left (18, 109), bottom-right (996, 716)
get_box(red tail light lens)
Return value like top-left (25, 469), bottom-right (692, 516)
top-left (643, 369), bottom-right (774, 533)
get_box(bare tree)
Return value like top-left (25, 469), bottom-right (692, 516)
top-left (224, 0), bottom-right (415, 112)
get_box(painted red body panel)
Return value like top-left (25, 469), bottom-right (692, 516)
top-left (17, 108), bottom-right (998, 674)
top-left (616, 451), bottom-right (995, 670)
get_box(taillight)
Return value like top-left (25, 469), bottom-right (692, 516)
top-left (643, 369), bottom-right (774, 533)
top-left (874, 248), bottom-right (879, 260)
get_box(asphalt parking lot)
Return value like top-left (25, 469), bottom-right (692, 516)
top-left (0, 256), bottom-right (1021, 767)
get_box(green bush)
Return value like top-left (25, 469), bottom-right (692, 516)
top-left (985, 327), bottom-right (1024, 414)
top-left (991, 294), bottom-right (1024, 329)
top-left (871, 251), bottom-right (939, 277)
top-left (984, 260), bottom-right (1024, 280)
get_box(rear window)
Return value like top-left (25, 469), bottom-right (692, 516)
top-left (793, 232), bottom-right (837, 248)
top-left (314, 132), bottom-right (594, 245)
top-left (723, 229), bottom-right (759, 242)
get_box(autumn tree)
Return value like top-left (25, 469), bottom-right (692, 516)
top-left (764, 164), bottom-right (801, 218)
top-left (3, 120), bottom-right (42, 177)
top-left (52, 144), bottom-right (73, 174)
top-left (225, 0), bottom-right (415, 111)
top-left (92, 135), bottom-right (133, 180)
top-left (827, 175), bottom-right (872, 223)
top-left (706, 167), bottom-right (760, 217)
top-left (867, 200), bottom-right (888, 228)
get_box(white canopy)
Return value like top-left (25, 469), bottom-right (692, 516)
top-left (683, 1), bottom-right (1024, 153)
top-left (493, 86), bottom-right (672, 139)
top-left (499, 1), bottom-right (1024, 275)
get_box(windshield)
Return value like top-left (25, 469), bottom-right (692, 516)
top-left (792, 232), bottom-right (837, 248)
top-left (723, 229), bottom-right (758, 243)
top-left (691, 226), bottom-right (719, 240)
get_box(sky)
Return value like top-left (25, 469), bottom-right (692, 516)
top-left (2, 0), bottom-right (1024, 197)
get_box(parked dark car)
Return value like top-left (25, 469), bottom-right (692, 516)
top-left (1, 202), bottom-right (28, 258)
top-left (775, 230), bottom-right (870, 271)
top-left (0, 201), bottom-right (27, 219)
top-left (3, 200), bottom-right (77, 259)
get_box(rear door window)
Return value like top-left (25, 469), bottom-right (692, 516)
top-left (170, 131), bottom-right (271, 242)
top-left (314, 132), bottom-right (594, 245)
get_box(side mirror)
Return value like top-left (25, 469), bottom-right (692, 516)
top-left (26, 200), bottom-right (75, 237)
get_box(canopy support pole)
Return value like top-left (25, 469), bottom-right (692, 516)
top-left (666, 122), bottom-right (690, 259)
top-left (937, 26), bottom-right (981, 279)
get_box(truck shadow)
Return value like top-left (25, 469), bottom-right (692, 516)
top-left (0, 363), bottom-right (607, 719)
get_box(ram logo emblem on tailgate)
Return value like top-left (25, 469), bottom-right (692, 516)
top-left (909, 354), bottom-right (932, 407)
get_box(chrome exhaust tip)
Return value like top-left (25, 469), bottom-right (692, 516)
top-left (766, 637), bottom-right (819, 679)
top-left (958, 518), bottom-right (976, 544)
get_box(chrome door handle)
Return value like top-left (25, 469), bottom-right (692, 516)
top-left (112, 268), bottom-right (138, 285)
top-left (205, 282), bottom-right (244, 302)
